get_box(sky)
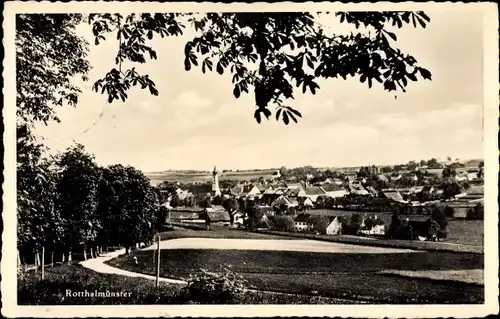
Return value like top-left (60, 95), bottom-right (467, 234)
top-left (34, 10), bottom-right (485, 172)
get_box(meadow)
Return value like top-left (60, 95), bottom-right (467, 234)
top-left (106, 237), bottom-right (484, 304)
top-left (18, 264), bottom-right (353, 305)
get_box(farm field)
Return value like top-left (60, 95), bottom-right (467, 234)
top-left (106, 238), bottom-right (484, 304)
top-left (146, 169), bottom-right (278, 185)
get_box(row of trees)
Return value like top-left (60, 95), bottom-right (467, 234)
top-left (17, 135), bottom-right (160, 271)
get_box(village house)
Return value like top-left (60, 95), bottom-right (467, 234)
top-left (325, 216), bottom-right (345, 235)
top-left (365, 186), bottom-right (380, 197)
top-left (332, 178), bottom-right (344, 185)
top-left (359, 215), bottom-right (386, 236)
top-left (377, 174), bottom-right (390, 183)
top-left (271, 195), bottom-right (299, 208)
top-left (294, 214), bottom-right (312, 232)
top-left (322, 178), bottom-right (333, 185)
top-left (205, 205), bottom-right (231, 226)
top-left (382, 189), bottom-right (408, 204)
top-left (285, 182), bottom-right (305, 190)
top-left (300, 197), bottom-right (314, 208)
top-left (390, 174), bottom-right (402, 181)
top-left (320, 183), bottom-right (348, 198)
top-left (174, 187), bottom-right (192, 200)
top-left (231, 209), bottom-right (247, 228)
top-left (302, 185), bottom-right (328, 202)
top-left (168, 207), bottom-right (205, 222)
top-left (348, 182), bottom-right (370, 196)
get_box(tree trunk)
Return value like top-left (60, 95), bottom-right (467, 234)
top-left (35, 250), bottom-right (40, 272)
top-left (68, 250), bottom-right (72, 263)
top-left (83, 246), bottom-right (87, 261)
top-left (61, 251), bottom-right (66, 264)
top-left (51, 250), bottom-right (54, 268)
top-left (41, 246), bottom-right (45, 280)
top-left (17, 249), bottom-right (21, 269)
top-left (90, 246), bottom-right (94, 259)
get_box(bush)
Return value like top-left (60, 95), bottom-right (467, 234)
top-left (183, 266), bottom-right (247, 304)
top-left (269, 215), bottom-right (294, 232)
top-left (466, 203), bottom-right (484, 220)
top-left (443, 206), bottom-right (455, 218)
top-left (387, 213), bottom-right (403, 239)
top-left (343, 214), bottom-right (362, 235)
top-left (430, 206), bottom-right (448, 229)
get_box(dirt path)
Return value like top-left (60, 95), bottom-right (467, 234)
top-left (79, 248), bottom-right (186, 284)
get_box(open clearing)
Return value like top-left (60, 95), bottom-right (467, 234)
top-left (107, 236), bottom-right (483, 304)
top-left (144, 238), bottom-right (416, 254)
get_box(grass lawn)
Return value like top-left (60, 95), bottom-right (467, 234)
top-left (446, 219), bottom-right (483, 246)
top-left (107, 248), bottom-right (483, 304)
top-left (159, 227), bottom-right (305, 241)
top-left (18, 263), bottom-right (356, 305)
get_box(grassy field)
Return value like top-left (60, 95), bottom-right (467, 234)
top-left (107, 246), bottom-right (483, 304)
top-left (18, 264), bottom-right (355, 305)
top-left (159, 227), bottom-right (305, 241)
top-left (146, 169), bottom-right (278, 185)
top-left (446, 219), bottom-right (484, 246)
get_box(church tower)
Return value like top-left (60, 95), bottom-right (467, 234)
top-left (212, 166), bottom-right (221, 197)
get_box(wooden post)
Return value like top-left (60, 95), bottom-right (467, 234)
top-left (17, 249), bottom-right (21, 270)
top-left (156, 233), bottom-right (161, 289)
top-left (41, 246), bottom-right (45, 280)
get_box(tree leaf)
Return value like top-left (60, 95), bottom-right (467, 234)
top-left (254, 109), bottom-right (261, 123)
top-left (283, 111), bottom-right (290, 125)
top-left (276, 108), bottom-right (282, 121)
top-left (262, 108), bottom-right (271, 119)
top-left (287, 107), bottom-right (302, 118)
top-left (216, 61), bottom-right (224, 75)
top-left (384, 30), bottom-right (397, 41)
top-left (184, 58), bottom-right (191, 71)
top-left (417, 67), bottom-right (432, 80)
top-left (233, 84), bottom-right (240, 99)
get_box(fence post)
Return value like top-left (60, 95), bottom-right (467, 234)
top-left (155, 233), bottom-right (161, 289)
top-left (41, 246), bottom-right (45, 280)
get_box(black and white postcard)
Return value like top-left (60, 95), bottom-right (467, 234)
top-left (2, 1), bottom-right (499, 317)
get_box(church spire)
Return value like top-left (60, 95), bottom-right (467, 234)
top-left (212, 165), bottom-right (221, 196)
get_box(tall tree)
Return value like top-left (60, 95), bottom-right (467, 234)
top-left (55, 144), bottom-right (102, 260)
top-left (17, 126), bottom-right (62, 267)
top-left (97, 164), bottom-right (159, 253)
top-left (16, 14), bottom-right (91, 124)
